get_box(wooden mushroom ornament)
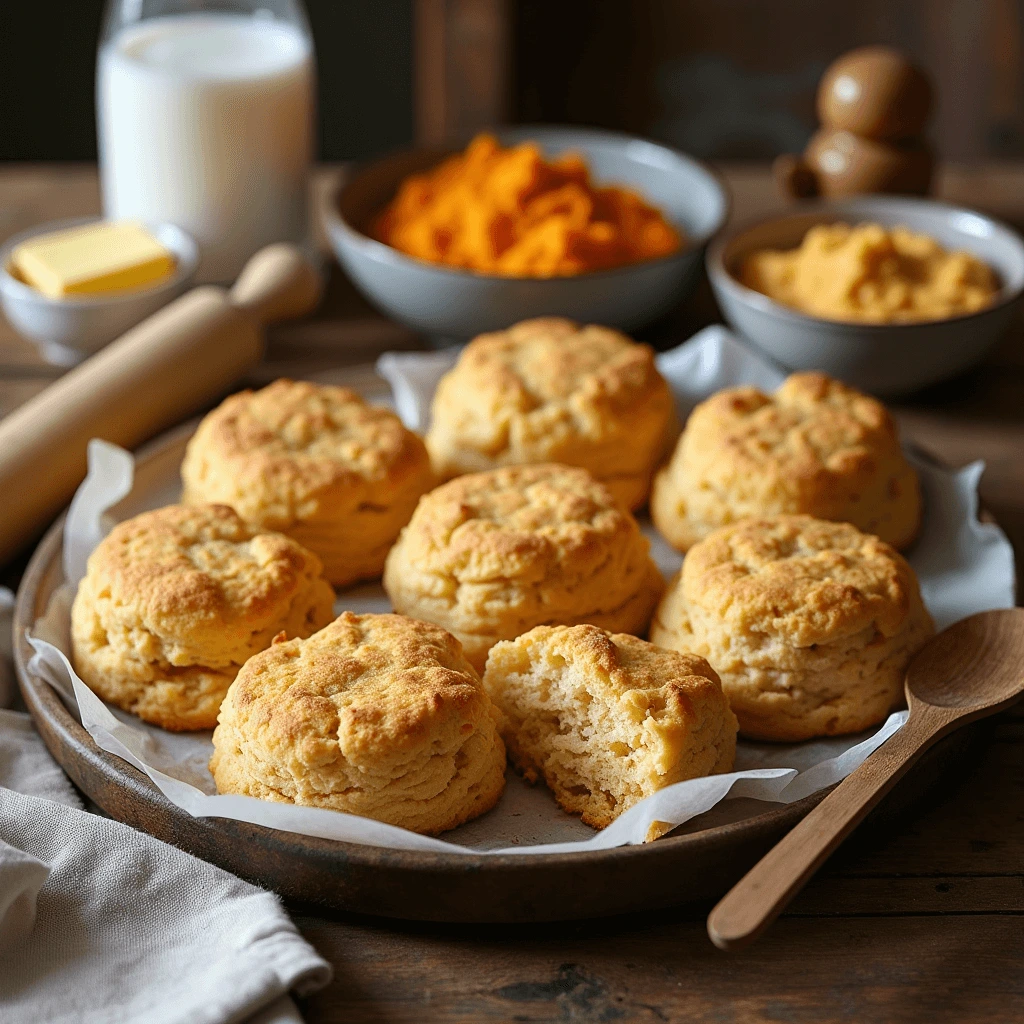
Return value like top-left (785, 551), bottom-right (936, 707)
top-left (776, 46), bottom-right (934, 199)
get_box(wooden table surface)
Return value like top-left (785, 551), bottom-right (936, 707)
top-left (3, 163), bottom-right (1024, 1023)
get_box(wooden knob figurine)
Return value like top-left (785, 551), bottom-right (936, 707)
top-left (776, 46), bottom-right (935, 199)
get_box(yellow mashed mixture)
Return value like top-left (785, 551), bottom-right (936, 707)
top-left (740, 222), bottom-right (998, 323)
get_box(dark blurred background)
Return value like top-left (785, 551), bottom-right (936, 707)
top-left (2, 0), bottom-right (1021, 163)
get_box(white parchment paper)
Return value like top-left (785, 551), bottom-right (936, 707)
top-left (26, 326), bottom-right (1016, 855)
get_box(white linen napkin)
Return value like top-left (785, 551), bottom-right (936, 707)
top-left (0, 592), bottom-right (332, 1024)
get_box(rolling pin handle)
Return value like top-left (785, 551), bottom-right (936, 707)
top-left (229, 243), bottom-right (324, 325)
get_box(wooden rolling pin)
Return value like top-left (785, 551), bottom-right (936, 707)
top-left (0, 242), bottom-right (322, 564)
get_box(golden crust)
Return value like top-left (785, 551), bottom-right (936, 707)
top-left (180, 379), bottom-right (435, 587)
top-left (650, 515), bottom-right (934, 741)
top-left (650, 371), bottom-right (921, 551)
top-left (70, 504), bottom-right (336, 731)
top-left (426, 318), bottom-right (678, 509)
top-left (383, 463), bottom-right (665, 672)
top-left (484, 624), bottom-right (737, 830)
top-left (210, 612), bottom-right (507, 835)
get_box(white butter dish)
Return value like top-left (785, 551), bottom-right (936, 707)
top-left (0, 217), bottom-right (198, 366)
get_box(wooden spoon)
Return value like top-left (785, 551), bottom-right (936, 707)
top-left (707, 607), bottom-right (1024, 951)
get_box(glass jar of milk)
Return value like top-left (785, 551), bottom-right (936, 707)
top-left (98, 0), bottom-right (315, 283)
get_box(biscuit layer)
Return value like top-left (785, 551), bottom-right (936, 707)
top-left (70, 504), bottom-right (336, 731)
top-left (426, 318), bottom-right (678, 509)
top-left (650, 515), bottom-right (934, 741)
top-left (181, 379), bottom-right (435, 587)
top-left (383, 463), bottom-right (665, 671)
top-left (484, 624), bottom-right (736, 831)
top-left (650, 372), bottom-right (921, 551)
top-left (210, 612), bottom-right (507, 835)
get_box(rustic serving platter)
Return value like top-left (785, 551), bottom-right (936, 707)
top-left (13, 419), bottom-right (980, 924)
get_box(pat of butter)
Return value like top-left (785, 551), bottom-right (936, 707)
top-left (11, 221), bottom-right (176, 299)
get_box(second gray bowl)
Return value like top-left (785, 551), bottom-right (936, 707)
top-left (707, 196), bottom-right (1024, 396)
top-left (325, 126), bottom-right (729, 339)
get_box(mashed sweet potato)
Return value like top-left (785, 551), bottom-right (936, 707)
top-left (740, 222), bottom-right (998, 323)
top-left (370, 133), bottom-right (683, 277)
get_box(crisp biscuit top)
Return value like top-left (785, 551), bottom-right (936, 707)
top-left (442, 317), bottom-right (664, 406)
top-left (651, 371), bottom-right (921, 550)
top-left (221, 612), bottom-right (488, 762)
top-left (383, 463), bottom-right (665, 669)
top-left (211, 612), bottom-right (508, 833)
top-left (682, 515), bottom-right (916, 648)
top-left (83, 503), bottom-right (332, 667)
top-left (396, 463), bottom-right (646, 586)
top-left (695, 372), bottom-right (896, 479)
top-left (181, 379), bottom-right (431, 525)
top-left (426, 318), bottom-right (676, 509)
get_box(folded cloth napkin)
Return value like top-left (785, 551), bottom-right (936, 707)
top-left (0, 591), bottom-right (332, 1024)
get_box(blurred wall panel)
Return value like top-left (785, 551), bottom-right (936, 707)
top-left (416, 0), bottom-right (510, 145)
top-left (514, 0), bottom-right (1024, 162)
top-left (2, 1), bottom-right (1023, 163)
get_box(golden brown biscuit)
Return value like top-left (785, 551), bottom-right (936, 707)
top-left (484, 624), bottom-right (737, 831)
top-left (650, 515), bottom-right (934, 741)
top-left (210, 612), bottom-right (506, 835)
top-left (383, 463), bottom-right (665, 672)
top-left (426, 318), bottom-right (678, 509)
top-left (181, 379), bottom-right (435, 587)
top-left (70, 504), bottom-right (335, 731)
top-left (650, 372), bottom-right (921, 551)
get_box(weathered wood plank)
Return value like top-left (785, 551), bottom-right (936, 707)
top-left (295, 914), bottom-right (1024, 1024)
top-left (790, 875), bottom-right (1024, 916)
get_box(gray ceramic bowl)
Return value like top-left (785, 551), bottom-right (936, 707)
top-left (707, 195), bottom-right (1024, 396)
top-left (324, 126), bottom-right (729, 339)
top-left (0, 217), bottom-right (198, 366)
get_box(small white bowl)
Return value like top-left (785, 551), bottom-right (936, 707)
top-left (707, 196), bottom-right (1024, 396)
top-left (0, 218), bottom-right (199, 366)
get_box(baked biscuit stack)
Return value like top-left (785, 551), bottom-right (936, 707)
top-left (71, 504), bottom-right (335, 731)
top-left (181, 379), bottom-right (435, 587)
top-left (651, 371), bottom-right (921, 551)
top-left (211, 612), bottom-right (507, 834)
top-left (651, 516), bottom-right (933, 741)
top-left (383, 463), bottom-right (665, 671)
top-left (427, 317), bottom-right (677, 509)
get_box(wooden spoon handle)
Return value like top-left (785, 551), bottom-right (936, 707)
top-left (707, 713), bottom-right (943, 951)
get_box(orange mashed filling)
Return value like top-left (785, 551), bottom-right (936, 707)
top-left (370, 133), bottom-right (683, 277)
top-left (741, 222), bottom-right (998, 323)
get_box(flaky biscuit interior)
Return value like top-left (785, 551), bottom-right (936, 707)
top-left (484, 624), bottom-right (737, 832)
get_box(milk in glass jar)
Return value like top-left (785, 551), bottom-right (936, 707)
top-left (97, 0), bottom-right (315, 283)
